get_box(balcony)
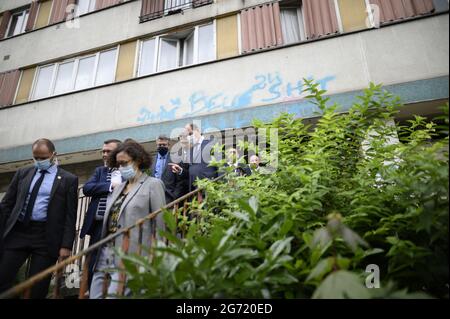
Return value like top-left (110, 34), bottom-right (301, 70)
top-left (140, 0), bottom-right (213, 23)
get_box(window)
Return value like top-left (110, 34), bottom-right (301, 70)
top-left (138, 39), bottom-right (157, 76)
top-left (158, 38), bottom-right (179, 72)
top-left (76, 0), bottom-right (97, 16)
top-left (75, 55), bottom-right (96, 90)
top-left (280, 1), bottom-right (306, 44)
top-left (183, 31), bottom-right (195, 66)
top-left (138, 22), bottom-right (215, 76)
top-left (32, 47), bottom-right (118, 100)
top-left (33, 65), bottom-right (55, 100)
top-left (197, 23), bottom-right (215, 62)
top-left (164, 0), bottom-right (193, 15)
top-left (6, 8), bottom-right (30, 37)
top-left (95, 49), bottom-right (117, 85)
top-left (54, 61), bottom-right (75, 95)
top-left (433, 0), bottom-right (449, 12)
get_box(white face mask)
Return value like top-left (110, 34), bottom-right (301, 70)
top-left (119, 164), bottom-right (136, 181)
top-left (33, 158), bottom-right (52, 171)
top-left (33, 153), bottom-right (56, 170)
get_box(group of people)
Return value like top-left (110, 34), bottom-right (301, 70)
top-left (0, 123), bottom-right (262, 298)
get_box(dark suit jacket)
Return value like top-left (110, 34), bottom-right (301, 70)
top-left (187, 139), bottom-right (218, 191)
top-left (0, 166), bottom-right (78, 258)
top-left (80, 166), bottom-right (111, 239)
top-left (219, 163), bottom-right (252, 177)
top-left (0, 204), bottom-right (4, 261)
top-left (150, 154), bottom-right (186, 202)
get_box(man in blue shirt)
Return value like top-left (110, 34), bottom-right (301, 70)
top-left (0, 138), bottom-right (78, 298)
top-left (150, 135), bottom-right (185, 203)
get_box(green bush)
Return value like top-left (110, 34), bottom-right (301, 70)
top-left (116, 80), bottom-right (449, 299)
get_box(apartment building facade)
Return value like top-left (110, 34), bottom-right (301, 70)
top-left (0, 0), bottom-right (448, 193)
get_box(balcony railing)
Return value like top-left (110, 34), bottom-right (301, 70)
top-left (140, 0), bottom-right (213, 23)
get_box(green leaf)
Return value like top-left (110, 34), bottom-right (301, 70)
top-left (162, 211), bottom-right (176, 233)
top-left (311, 228), bottom-right (332, 249)
top-left (249, 196), bottom-right (259, 214)
top-left (224, 248), bottom-right (258, 260)
top-left (269, 237), bottom-right (293, 259)
top-left (306, 257), bottom-right (334, 282)
top-left (312, 270), bottom-right (371, 299)
top-left (340, 225), bottom-right (369, 251)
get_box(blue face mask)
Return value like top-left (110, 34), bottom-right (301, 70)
top-left (119, 164), bottom-right (136, 181)
top-left (33, 158), bottom-right (53, 171)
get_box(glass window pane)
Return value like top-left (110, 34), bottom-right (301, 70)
top-left (433, 0), bottom-right (449, 12)
top-left (139, 39), bottom-right (156, 76)
top-left (7, 13), bottom-right (22, 37)
top-left (89, 0), bottom-right (97, 12)
top-left (54, 61), bottom-right (75, 95)
top-left (280, 9), bottom-right (301, 44)
top-left (184, 32), bottom-right (195, 66)
top-left (95, 49), bottom-right (117, 85)
top-left (158, 39), bottom-right (178, 72)
top-left (75, 56), bottom-right (96, 90)
top-left (198, 23), bottom-right (215, 63)
top-left (33, 65), bottom-right (55, 99)
top-left (76, 0), bottom-right (96, 16)
top-left (20, 10), bottom-right (30, 33)
top-left (76, 0), bottom-right (91, 16)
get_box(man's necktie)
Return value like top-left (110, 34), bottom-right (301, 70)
top-left (21, 170), bottom-right (47, 225)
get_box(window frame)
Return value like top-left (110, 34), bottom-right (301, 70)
top-left (30, 46), bottom-right (119, 100)
top-left (73, 53), bottom-right (98, 90)
top-left (364, 0), bottom-right (377, 28)
top-left (182, 29), bottom-right (196, 66)
top-left (75, 0), bottom-right (97, 17)
top-left (94, 47), bottom-right (120, 86)
top-left (6, 7), bottom-right (30, 38)
top-left (333, 0), bottom-right (345, 34)
top-left (30, 63), bottom-right (57, 100)
top-left (137, 37), bottom-right (160, 77)
top-left (196, 21), bottom-right (217, 63)
top-left (51, 58), bottom-right (77, 95)
top-left (136, 20), bottom-right (216, 77)
top-left (279, 5), bottom-right (307, 44)
top-left (158, 37), bottom-right (181, 72)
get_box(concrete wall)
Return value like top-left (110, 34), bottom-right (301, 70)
top-left (0, 14), bottom-right (448, 159)
top-left (0, 0), bottom-right (271, 72)
top-left (0, 0), bottom-right (32, 12)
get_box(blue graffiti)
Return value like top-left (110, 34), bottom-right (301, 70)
top-left (136, 73), bottom-right (336, 124)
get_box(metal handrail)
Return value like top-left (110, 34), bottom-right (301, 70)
top-left (140, 0), bottom-right (213, 22)
top-left (0, 176), bottom-right (222, 299)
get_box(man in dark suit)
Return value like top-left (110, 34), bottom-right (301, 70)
top-left (79, 139), bottom-right (121, 289)
top-left (150, 135), bottom-right (186, 203)
top-left (0, 204), bottom-right (5, 262)
top-left (220, 148), bottom-right (252, 177)
top-left (171, 124), bottom-right (218, 192)
top-left (0, 138), bottom-right (78, 298)
top-left (249, 154), bottom-right (261, 174)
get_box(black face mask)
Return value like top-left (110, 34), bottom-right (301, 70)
top-left (157, 146), bottom-right (169, 156)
